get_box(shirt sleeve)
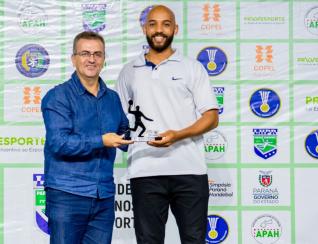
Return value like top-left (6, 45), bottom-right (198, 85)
top-left (115, 64), bottom-right (133, 114)
top-left (115, 92), bottom-right (129, 136)
top-left (115, 69), bottom-right (132, 152)
top-left (41, 88), bottom-right (104, 157)
top-left (118, 109), bottom-right (129, 152)
top-left (190, 60), bottom-right (219, 114)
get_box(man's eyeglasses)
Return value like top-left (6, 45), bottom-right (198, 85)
top-left (74, 51), bottom-right (105, 59)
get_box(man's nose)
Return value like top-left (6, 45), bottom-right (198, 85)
top-left (88, 54), bottom-right (96, 62)
top-left (155, 24), bottom-right (163, 33)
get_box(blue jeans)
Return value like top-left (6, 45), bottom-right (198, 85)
top-left (45, 187), bottom-right (115, 244)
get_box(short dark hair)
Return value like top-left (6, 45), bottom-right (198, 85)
top-left (73, 31), bottom-right (105, 54)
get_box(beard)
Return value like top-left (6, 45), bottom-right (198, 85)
top-left (146, 33), bottom-right (174, 53)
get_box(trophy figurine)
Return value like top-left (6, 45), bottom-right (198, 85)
top-left (125, 100), bottom-right (162, 142)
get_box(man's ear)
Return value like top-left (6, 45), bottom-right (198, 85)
top-left (71, 54), bottom-right (76, 67)
top-left (174, 24), bottom-right (179, 35)
top-left (142, 24), bottom-right (147, 35)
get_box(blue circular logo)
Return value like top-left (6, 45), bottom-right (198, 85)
top-left (206, 215), bottom-right (229, 243)
top-left (305, 130), bottom-right (318, 159)
top-left (15, 44), bottom-right (50, 78)
top-left (139, 5), bottom-right (154, 26)
top-left (197, 46), bottom-right (227, 76)
top-left (249, 88), bottom-right (281, 118)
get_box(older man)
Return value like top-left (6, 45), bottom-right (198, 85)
top-left (42, 31), bottom-right (132, 244)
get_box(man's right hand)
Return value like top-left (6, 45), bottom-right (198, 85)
top-left (102, 133), bottom-right (133, 147)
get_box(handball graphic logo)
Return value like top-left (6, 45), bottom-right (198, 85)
top-left (82, 4), bottom-right (107, 33)
top-left (249, 88), bottom-right (281, 118)
top-left (139, 5), bottom-right (154, 26)
top-left (213, 87), bottom-right (225, 115)
top-left (304, 6), bottom-right (318, 36)
top-left (15, 44), bottom-right (50, 78)
top-left (206, 215), bottom-right (229, 243)
top-left (253, 128), bottom-right (278, 160)
top-left (305, 129), bottom-right (318, 159)
top-left (33, 174), bottom-right (49, 235)
top-left (197, 46), bottom-right (227, 76)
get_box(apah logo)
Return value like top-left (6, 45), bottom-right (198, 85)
top-left (18, 5), bottom-right (48, 34)
top-left (253, 128), bottom-right (278, 159)
top-left (206, 215), bottom-right (229, 243)
top-left (204, 130), bottom-right (227, 160)
top-left (306, 96), bottom-right (318, 112)
top-left (254, 45), bottom-right (275, 72)
top-left (213, 87), bottom-right (224, 115)
top-left (82, 4), bottom-right (107, 32)
top-left (33, 174), bottom-right (49, 235)
top-left (201, 3), bottom-right (222, 33)
top-left (197, 46), bottom-right (227, 76)
top-left (139, 5), bottom-right (154, 27)
top-left (304, 6), bottom-right (318, 36)
top-left (305, 129), bottom-right (318, 159)
top-left (15, 44), bottom-right (50, 78)
top-left (249, 88), bottom-right (281, 118)
top-left (251, 214), bottom-right (282, 244)
top-left (259, 170), bottom-right (272, 187)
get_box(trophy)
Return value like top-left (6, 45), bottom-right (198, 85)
top-left (124, 100), bottom-right (162, 142)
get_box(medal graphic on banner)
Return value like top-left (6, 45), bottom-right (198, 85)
top-left (305, 129), bottom-right (318, 159)
top-left (139, 5), bottom-right (154, 27)
top-left (250, 88), bottom-right (280, 118)
top-left (197, 46), bottom-right (227, 76)
top-left (206, 215), bottom-right (229, 243)
top-left (125, 100), bottom-right (162, 142)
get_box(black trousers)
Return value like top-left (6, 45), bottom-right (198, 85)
top-left (130, 174), bottom-right (209, 244)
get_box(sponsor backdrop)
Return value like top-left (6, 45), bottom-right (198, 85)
top-left (0, 0), bottom-right (317, 243)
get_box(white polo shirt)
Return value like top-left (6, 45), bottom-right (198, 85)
top-left (116, 50), bottom-right (218, 179)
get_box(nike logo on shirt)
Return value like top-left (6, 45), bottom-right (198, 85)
top-left (172, 77), bottom-right (182, 80)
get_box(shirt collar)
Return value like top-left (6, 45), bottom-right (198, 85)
top-left (71, 71), bottom-right (107, 96)
top-left (133, 49), bottom-right (182, 67)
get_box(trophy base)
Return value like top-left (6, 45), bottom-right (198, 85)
top-left (129, 136), bottom-right (162, 142)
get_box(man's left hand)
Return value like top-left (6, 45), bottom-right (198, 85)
top-left (147, 130), bottom-right (178, 147)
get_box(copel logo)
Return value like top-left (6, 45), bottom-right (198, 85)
top-left (22, 86), bottom-right (42, 113)
top-left (201, 3), bottom-right (222, 33)
top-left (254, 45), bottom-right (275, 72)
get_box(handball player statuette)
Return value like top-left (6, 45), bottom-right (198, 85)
top-left (124, 100), bottom-right (162, 142)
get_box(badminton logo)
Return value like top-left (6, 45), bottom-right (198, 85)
top-left (249, 88), bottom-right (281, 118)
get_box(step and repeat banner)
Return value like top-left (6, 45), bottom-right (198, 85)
top-left (0, 0), bottom-right (317, 243)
